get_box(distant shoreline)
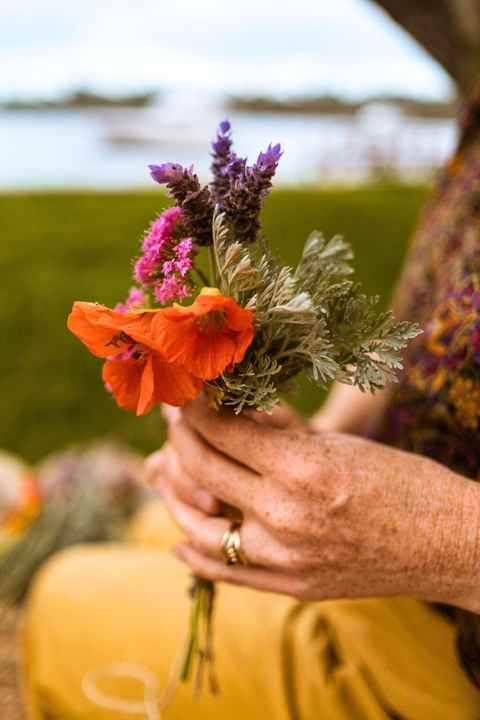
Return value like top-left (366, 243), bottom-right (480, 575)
top-left (227, 95), bottom-right (458, 120)
top-left (0, 90), bottom-right (458, 121)
top-left (0, 90), bottom-right (156, 111)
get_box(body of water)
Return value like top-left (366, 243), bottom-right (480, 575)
top-left (0, 101), bottom-right (458, 189)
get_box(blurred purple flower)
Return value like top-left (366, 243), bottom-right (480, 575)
top-left (219, 119), bottom-right (231, 135)
top-left (150, 123), bottom-right (282, 246)
top-left (149, 162), bottom-right (185, 185)
top-left (256, 143), bottom-right (283, 173)
top-left (211, 119), bottom-right (235, 203)
top-left (472, 321), bottom-right (480, 364)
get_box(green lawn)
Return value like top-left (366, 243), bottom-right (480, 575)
top-left (1, 185), bottom-right (427, 462)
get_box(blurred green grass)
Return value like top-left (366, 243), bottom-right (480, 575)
top-left (1, 185), bottom-right (427, 462)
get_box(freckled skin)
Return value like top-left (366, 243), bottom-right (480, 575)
top-left (146, 395), bottom-right (480, 613)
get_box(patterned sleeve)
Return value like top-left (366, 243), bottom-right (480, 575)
top-left (377, 79), bottom-right (480, 689)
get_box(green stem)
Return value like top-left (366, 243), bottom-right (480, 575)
top-left (207, 246), bottom-right (217, 287)
top-left (180, 577), bottom-right (217, 696)
top-left (181, 579), bottom-right (203, 682)
top-left (195, 267), bottom-right (210, 287)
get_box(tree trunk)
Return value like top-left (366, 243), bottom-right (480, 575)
top-left (370, 0), bottom-right (480, 95)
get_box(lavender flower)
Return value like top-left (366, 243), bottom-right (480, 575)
top-left (256, 144), bottom-right (283, 173)
top-left (149, 162), bottom-right (213, 245)
top-left (211, 119), bottom-right (233, 202)
top-left (149, 162), bottom-right (185, 185)
top-left (149, 124), bottom-right (282, 247)
top-left (222, 141), bottom-right (282, 244)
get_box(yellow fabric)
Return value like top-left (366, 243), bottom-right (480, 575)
top-left (22, 501), bottom-right (480, 719)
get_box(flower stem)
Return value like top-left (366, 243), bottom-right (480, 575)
top-left (180, 576), bottom-right (217, 695)
top-left (207, 247), bottom-right (217, 287)
top-left (195, 267), bottom-right (210, 287)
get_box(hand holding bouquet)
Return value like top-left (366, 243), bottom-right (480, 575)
top-left (68, 120), bottom-right (419, 694)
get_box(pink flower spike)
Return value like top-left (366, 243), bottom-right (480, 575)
top-left (115, 287), bottom-right (148, 314)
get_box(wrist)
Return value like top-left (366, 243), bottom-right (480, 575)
top-left (412, 460), bottom-right (480, 612)
top-left (442, 478), bottom-right (480, 613)
top-left (309, 409), bottom-right (339, 433)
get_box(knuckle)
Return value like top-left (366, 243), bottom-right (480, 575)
top-left (173, 472), bottom-right (195, 500)
top-left (261, 506), bottom-right (288, 534)
top-left (168, 421), bottom-right (182, 446)
top-left (286, 548), bottom-right (309, 573)
top-left (249, 487), bottom-right (270, 518)
top-left (274, 546), bottom-right (306, 573)
top-left (143, 450), bottom-right (165, 482)
top-left (264, 502), bottom-right (306, 538)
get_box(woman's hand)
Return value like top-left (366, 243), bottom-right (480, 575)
top-left (157, 397), bottom-right (480, 612)
top-left (144, 402), bottom-right (307, 516)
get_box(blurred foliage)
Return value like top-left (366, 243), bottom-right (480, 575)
top-left (0, 185), bottom-right (427, 461)
top-left (0, 442), bottom-right (144, 604)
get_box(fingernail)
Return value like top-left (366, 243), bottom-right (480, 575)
top-left (162, 405), bottom-right (181, 424)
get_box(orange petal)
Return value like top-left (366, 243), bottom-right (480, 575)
top-left (102, 353), bottom-right (202, 415)
top-left (151, 293), bottom-right (254, 380)
top-left (102, 357), bottom-right (144, 413)
top-left (165, 293), bottom-right (253, 329)
top-left (151, 314), bottom-right (238, 380)
top-left (231, 326), bottom-right (255, 365)
top-left (137, 354), bottom-right (156, 416)
top-left (150, 353), bottom-right (203, 406)
top-left (223, 299), bottom-right (254, 332)
top-left (67, 302), bottom-right (155, 358)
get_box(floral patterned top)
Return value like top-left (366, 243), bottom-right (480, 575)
top-left (376, 82), bottom-right (480, 688)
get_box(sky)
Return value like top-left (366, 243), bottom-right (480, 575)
top-left (1, 0), bottom-right (453, 101)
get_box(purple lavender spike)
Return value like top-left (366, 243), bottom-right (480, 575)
top-left (148, 162), bottom-right (214, 246)
top-left (149, 162), bottom-right (185, 185)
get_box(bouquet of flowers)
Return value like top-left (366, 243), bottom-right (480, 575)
top-left (67, 120), bottom-right (419, 694)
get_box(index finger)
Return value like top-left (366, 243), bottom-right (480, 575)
top-left (181, 396), bottom-right (281, 474)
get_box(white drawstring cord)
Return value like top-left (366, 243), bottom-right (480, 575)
top-left (82, 649), bottom-right (185, 719)
top-left (83, 663), bottom-right (161, 720)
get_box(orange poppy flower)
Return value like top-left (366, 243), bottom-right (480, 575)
top-left (151, 288), bottom-right (254, 380)
top-left (67, 302), bottom-right (201, 414)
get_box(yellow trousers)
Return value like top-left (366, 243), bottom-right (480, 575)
top-left (22, 501), bottom-right (480, 719)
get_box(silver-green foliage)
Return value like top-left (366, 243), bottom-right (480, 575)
top-left (207, 211), bottom-right (421, 413)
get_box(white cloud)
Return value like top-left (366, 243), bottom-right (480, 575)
top-left (0, 0), bottom-right (453, 99)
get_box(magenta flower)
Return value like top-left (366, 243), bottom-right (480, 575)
top-left (114, 287), bottom-right (149, 314)
top-left (154, 237), bottom-right (195, 304)
top-left (134, 207), bottom-right (196, 305)
top-left (134, 207), bottom-right (184, 286)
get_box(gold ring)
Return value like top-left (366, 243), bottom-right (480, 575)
top-left (221, 522), bottom-right (247, 566)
